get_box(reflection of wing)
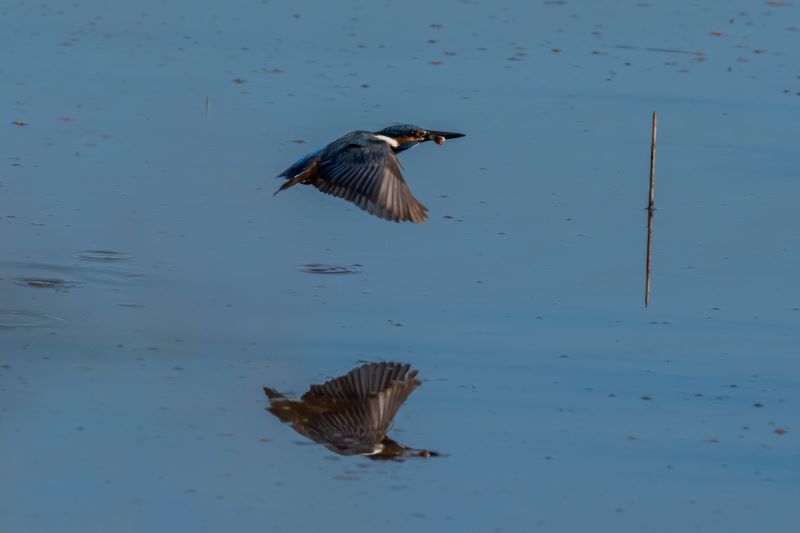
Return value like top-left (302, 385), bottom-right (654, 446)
top-left (265, 362), bottom-right (420, 456)
top-left (300, 363), bottom-right (420, 454)
top-left (315, 134), bottom-right (428, 223)
top-left (303, 362), bottom-right (417, 403)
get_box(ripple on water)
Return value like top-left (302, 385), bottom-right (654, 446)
top-left (0, 260), bottom-right (147, 287)
top-left (0, 310), bottom-right (65, 328)
top-left (11, 277), bottom-right (82, 290)
top-left (73, 250), bottom-right (131, 262)
top-left (296, 264), bottom-right (361, 275)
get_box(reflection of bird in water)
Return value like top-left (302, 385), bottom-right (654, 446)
top-left (274, 124), bottom-right (465, 223)
top-left (264, 362), bottom-right (438, 460)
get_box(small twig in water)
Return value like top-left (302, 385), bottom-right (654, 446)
top-left (645, 112), bottom-right (657, 308)
top-left (648, 111), bottom-right (656, 209)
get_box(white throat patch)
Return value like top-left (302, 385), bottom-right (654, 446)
top-left (373, 134), bottom-right (399, 148)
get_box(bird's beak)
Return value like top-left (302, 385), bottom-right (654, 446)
top-left (426, 130), bottom-right (465, 140)
top-left (424, 130), bottom-right (465, 145)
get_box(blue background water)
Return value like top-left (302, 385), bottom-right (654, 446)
top-left (2, 1), bottom-right (798, 531)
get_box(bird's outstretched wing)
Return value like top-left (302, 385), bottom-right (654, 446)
top-left (315, 137), bottom-right (428, 223)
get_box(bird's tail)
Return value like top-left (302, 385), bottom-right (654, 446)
top-left (263, 387), bottom-right (285, 400)
top-left (273, 173), bottom-right (306, 196)
top-left (273, 161), bottom-right (317, 196)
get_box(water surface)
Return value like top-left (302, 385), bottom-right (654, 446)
top-left (1, 1), bottom-right (798, 532)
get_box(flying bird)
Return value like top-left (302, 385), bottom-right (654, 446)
top-left (274, 124), bottom-right (465, 223)
top-left (264, 362), bottom-right (438, 460)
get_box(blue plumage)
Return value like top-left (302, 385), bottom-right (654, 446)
top-left (275, 125), bottom-right (465, 223)
top-left (279, 147), bottom-right (322, 179)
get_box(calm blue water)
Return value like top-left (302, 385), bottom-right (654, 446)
top-left (2, 1), bottom-right (798, 532)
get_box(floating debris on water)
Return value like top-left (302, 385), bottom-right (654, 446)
top-left (296, 264), bottom-right (361, 275)
top-left (11, 277), bottom-right (82, 290)
top-left (73, 250), bottom-right (131, 262)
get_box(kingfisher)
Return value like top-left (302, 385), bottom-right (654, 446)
top-left (274, 124), bottom-right (465, 223)
top-left (264, 362), bottom-right (439, 460)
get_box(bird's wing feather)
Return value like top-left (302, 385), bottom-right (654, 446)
top-left (299, 363), bottom-right (421, 454)
top-left (303, 362), bottom-right (416, 403)
top-left (315, 138), bottom-right (428, 223)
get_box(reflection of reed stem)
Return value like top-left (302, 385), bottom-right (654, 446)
top-left (645, 205), bottom-right (653, 307)
top-left (205, 96), bottom-right (210, 117)
top-left (645, 112), bottom-right (656, 308)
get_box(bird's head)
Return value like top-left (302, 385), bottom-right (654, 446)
top-left (376, 124), bottom-right (465, 152)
